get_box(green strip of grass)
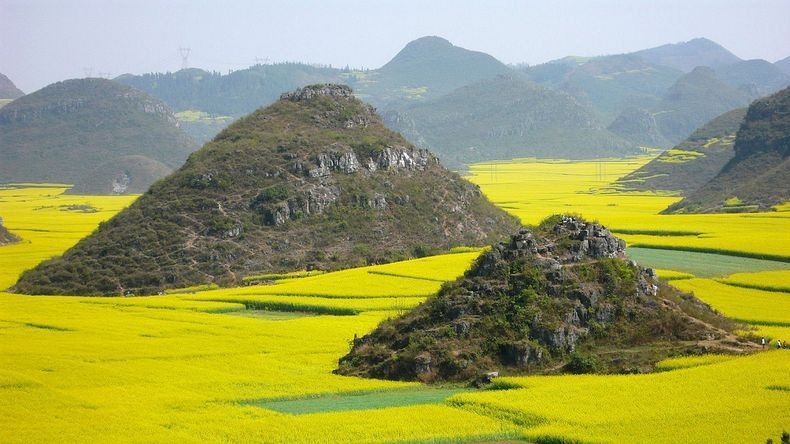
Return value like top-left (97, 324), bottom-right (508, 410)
top-left (247, 386), bottom-right (468, 415)
top-left (628, 244), bottom-right (790, 263)
top-left (611, 229), bottom-right (703, 236)
top-left (626, 247), bottom-right (790, 278)
top-left (366, 270), bottom-right (447, 282)
top-left (713, 280), bottom-right (790, 294)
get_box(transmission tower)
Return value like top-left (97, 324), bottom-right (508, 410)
top-left (83, 66), bottom-right (95, 77)
top-left (178, 47), bottom-right (191, 70)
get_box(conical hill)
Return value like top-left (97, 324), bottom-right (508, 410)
top-left (14, 84), bottom-right (520, 296)
top-left (337, 215), bottom-right (755, 383)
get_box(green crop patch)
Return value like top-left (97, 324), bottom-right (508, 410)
top-left (626, 247), bottom-right (790, 278)
top-left (248, 387), bottom-right (468, 415)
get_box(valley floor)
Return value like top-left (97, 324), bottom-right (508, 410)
top-left (1, 155), bottom-right (788, 443)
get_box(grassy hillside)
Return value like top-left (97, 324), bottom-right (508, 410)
top-left (666, 86), bottom-right (789, 213)
top-left (14, 85), bottom-right (519, 295)
top-left (0, 78), bottom-right (198, 194)
top-left (384, 75), bottom-right (637, 168)
top-left (615, 107), bottom-right (746, 194)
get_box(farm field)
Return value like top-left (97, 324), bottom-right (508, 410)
top-left (466, 156), bottom-right (790, 262)
top-left (1, 153), bottom-right (789, 443)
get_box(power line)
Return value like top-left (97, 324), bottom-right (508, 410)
top-left (178, 47), bottom-right (191, 70)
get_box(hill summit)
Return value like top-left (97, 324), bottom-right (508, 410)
top-left (633, 37), bottom-right (742, 72)
top-left (14, 84), bottom-right (519, 296)
top-left (337, 216), bottom-right (752, 382)
top-left (0, 78), bottom-right (198, 194)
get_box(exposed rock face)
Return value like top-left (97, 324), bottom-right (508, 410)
top-left (14, 84), bottom-right (519, 296)
top-left (336, 215), bottom-right (754, 383)
top-left (0, 216), bottom-right (20, 245)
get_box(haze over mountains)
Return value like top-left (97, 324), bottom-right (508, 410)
top-left (108, 36), bottom-right (788, 168)
top-left (1, 35), bottom-right (787, 197)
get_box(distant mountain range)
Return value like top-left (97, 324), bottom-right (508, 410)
top-left (34, 36), bottom-right (782, 168)
top-left (0, 78), bottom-right (198, 194)
top-left (383, 75), bottom-right (637, 168)
top-left (525, 40), bottom-right (789, 147)
top-left (665, 86), bottom-right (789, 213)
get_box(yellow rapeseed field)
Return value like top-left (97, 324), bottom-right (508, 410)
top-left (451, 350), bottom-right (790, 443)
top-left (466, 156), bottom-right (790, 260)
top-left (671, 278), bottom-right (790, 326)
top-left (0, 185), bottom-right (137, 289)
top-left (718, 269), bottom-right (790, 293)
top-left (2, 153), bottom-right (789, 444)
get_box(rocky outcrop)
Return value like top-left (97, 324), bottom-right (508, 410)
top-left (0, 216), bottom-right (20, 245)
top-left (336, 215), bottom-right (754, 383)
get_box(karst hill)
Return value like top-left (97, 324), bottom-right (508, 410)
top-left (14, 84), bottom-right (519, 296)
top-left (0, 78), bottom-right (198, 194)
top-left (337, 215), bottom-right (754, 382)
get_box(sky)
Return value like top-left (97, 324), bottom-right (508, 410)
top-left (2, 0), bottom-right (790, 93)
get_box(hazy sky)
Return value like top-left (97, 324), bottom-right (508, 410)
top-left (3, 0), bottom-right (790, 93)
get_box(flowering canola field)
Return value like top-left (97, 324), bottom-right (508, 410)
top-left (2, 155), bottom-right (790, 444)
top-left (466, 157), bottom-right (790, 260)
